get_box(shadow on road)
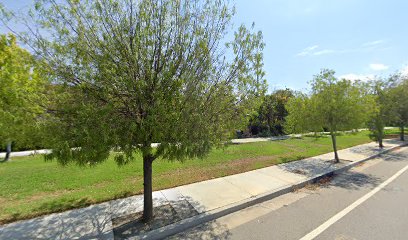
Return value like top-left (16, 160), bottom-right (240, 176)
top-left (165, 220), bottom-right (231, 240)
top-left (329, 171), bottom-right (382, 191)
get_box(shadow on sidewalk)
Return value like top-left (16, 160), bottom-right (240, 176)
top-left (380, 147), bottom-right (408, 162)
top-left (278, 157), bottom-right (345, 178)
top-left (0, 202), bottom-right (113, 240)
top-left (113, 197), bottom-right (230, 240)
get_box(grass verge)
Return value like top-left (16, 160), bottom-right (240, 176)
top-left (0, 130), bottom-right (377, 224)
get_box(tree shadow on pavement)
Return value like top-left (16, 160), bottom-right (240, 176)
top-left (348, 145), bottom-right (383, 155)
top-left (112, 200), bottom-right (196, 239)
top-left (278, 157), bottom-right (346, 178)
top-left (327, 171), bottom-right (382, 191)
top-left (380, 148), bottom-right (408, 162)
top-left (113, 197), bottom-right (231, 240)
top-left (316, 146), bottom-right (408, 191)
top-left (0, 202), bottom-right (113, 240)
top-left (165, 220), bottom-right (231, 240)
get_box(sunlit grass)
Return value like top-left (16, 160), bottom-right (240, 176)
top-left (0, 131), bottom-right (375, 223)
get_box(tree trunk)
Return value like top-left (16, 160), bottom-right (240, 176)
top-left (401, 125), bottom-right (405, 141)
top-left (143, 154), bottom-right (154, 222)
top-left (331, 133), bottom-right (339, 163)
top-left (2, 142), bottom-right (11, 162)
top-left (379, 137), bottom-right (384, 148)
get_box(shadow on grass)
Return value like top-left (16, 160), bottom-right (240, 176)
top-left (280, 155), bottom-right (306, 164)
top-left (35, 198), bottom-right (93, 213)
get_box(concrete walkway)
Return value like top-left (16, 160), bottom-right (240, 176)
top-left (0, 139), bottom-right (406, 240)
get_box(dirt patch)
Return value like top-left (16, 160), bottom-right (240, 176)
top-left (384, 134), bottom-right (400, 139)
top-left (304, 176), bottom-right (334, 191)
top-left (25, 189), bottom-right (76, 202)
top-left (0, 197), bottom-right (8, 206)
top-left (292, 169), bottom-right (307, 175)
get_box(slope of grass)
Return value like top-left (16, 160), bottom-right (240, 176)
top-left (0, 131), bottom-right (373, 224)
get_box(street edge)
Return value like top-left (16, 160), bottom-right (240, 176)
top-left (141, 142), bottom-right (408, 240)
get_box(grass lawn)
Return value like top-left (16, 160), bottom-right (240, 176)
top-left (0, 130), bottom-right (386, 224)
top-left (384, 127), bottom-right (406, 136)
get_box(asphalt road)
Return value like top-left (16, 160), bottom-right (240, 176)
top-left (169, 146), bottom-right (408, 240)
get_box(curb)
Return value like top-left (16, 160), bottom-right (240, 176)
top-left (140, 142), bottom-right (408, 240)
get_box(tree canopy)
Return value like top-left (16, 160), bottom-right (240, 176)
top-left (388, 74), bottom-right (408, 141)
top-left (248, 88), bottom-right (294, 136)
top-left (4, 0), bottom-right (266, 221)
top-left (0, 34), bottom-right (48, 161)
top-left (365, 79), bottom-right (394, 147)
top-left (285, 69), bottom-right (368, 162)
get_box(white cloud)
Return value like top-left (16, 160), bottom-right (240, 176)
top-left (296, 45), bottom-right (319, 56)
top-left (297, 40), bottom-right (389, 58)
top-left (369, 63), bottom-right (389, 71)
top-left (313, 49), bottom-right (335, 56)
top-left (339, 73), bottom-right (375, 82)
top-left (296, 45), bottom-right (336, 57)
top-left (362, 40), bottom-right (385, 47)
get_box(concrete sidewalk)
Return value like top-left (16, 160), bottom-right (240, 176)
top-left (0, 139), bottom-right (406, 240)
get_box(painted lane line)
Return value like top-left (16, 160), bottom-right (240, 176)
top-left (299, 162), bottom-right (408, 240)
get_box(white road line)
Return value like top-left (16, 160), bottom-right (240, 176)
top-left (299, 162), bottom-right (408, 240)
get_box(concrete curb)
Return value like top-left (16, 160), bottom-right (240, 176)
top-left (140, 142), bottom-right (408, 240)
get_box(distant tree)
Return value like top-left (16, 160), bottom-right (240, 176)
top-left (365, 79), bottom-right (392, 148)
top-left (285, 69), bottom-right (367, 163)
top-left (285, 92), bottom-right (320, 135)
top-left (257, 88), bottom-right (294, 135)
top-left (388, 74), bottom-right (408, 141)
top-left (0, 34), bottom-right (48, 162)
top-left (3, 0), bottom-right (266, 221)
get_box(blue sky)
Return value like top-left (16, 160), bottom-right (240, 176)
top-left (233, 0), bottom-right (408, 92)
top-left (2, 0), bottom-right (408, 92)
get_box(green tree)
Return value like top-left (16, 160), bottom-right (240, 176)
top-left (6, 0), bottom-right (266, 221)
top-left (0, 34), bottom-right (48, 162)
top-left (365, 79), bottom-right (392, 148)
top-left (388, 74), bottom-right (408, 141)
top-left (250, 88), bottom-right (294, 136)
top-left (285, 92), bottom-right (320, 135)
top-left (285, 69), bottom-right (367, 163)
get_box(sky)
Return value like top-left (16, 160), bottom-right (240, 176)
top-left (1, 0), bottom-right (408, 92)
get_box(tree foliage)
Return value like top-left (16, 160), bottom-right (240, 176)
top-left (365, 79), bottom-right (393, 147)
top-left (248, 88), bottom-right (294, 136)
top-left (0, 34), bottom-right (48, 161)
top-left (5, 0), bottom-right (266, 220)
top-left (285, 69), bottom-right (367, 162)
top-left (388, 74), bottom-right (408, 141)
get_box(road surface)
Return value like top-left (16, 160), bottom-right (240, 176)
top-left (169, 146), bottom-right (408, 240)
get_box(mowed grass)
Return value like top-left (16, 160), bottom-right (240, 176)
top-left (0, 131), bottom-right (376, 224)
